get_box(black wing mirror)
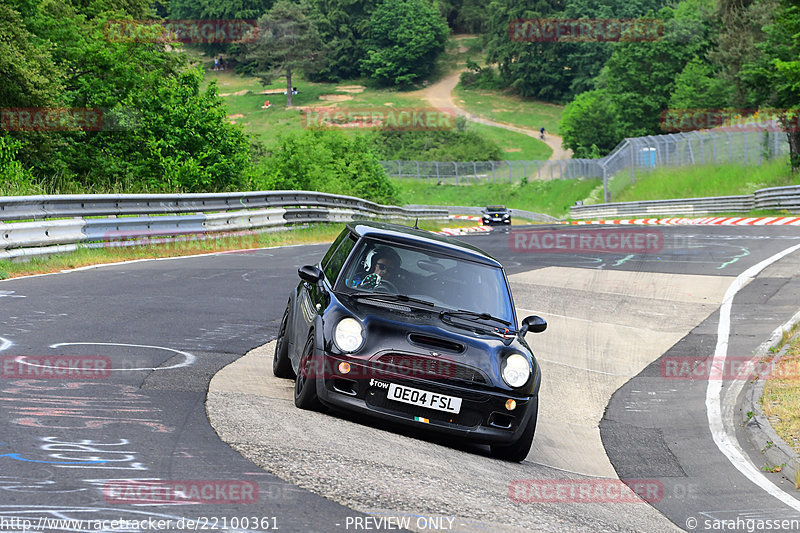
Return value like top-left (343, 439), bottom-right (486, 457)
top-left (298, 265), bottom-right (324, 284)
top-left (519, 315), bottom-right (547, 336)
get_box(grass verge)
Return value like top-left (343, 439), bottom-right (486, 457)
top-left (452, 84), bottom-right (565, 135)
top-left (393, 177), bottom-right (601, 217)
top-left (611, 159), bottom-right (797, 203)
top-left (0, 220), bottom-right (451, 280)
top-left (761, 325), bottom-right (800, 457)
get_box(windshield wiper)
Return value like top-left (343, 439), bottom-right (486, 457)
top-left (439, 309), bottom-right (512, 328)
top-left (346, 292), bottom-right (437, 309)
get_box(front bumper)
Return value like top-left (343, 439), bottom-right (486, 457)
top-left (482, 217), bottom-right (511, 225)
top-left (316, 355), bottom-right (537, 444)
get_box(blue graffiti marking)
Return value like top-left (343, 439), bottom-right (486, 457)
top-left (0, 453), bottom-right (107, 465)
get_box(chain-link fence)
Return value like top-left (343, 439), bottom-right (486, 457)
top-left (380, 127), bottom-right (790, 202)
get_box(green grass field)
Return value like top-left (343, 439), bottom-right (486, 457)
top-left (611, 159), bottom-right (797, 203)
top-left (453, 84), bottom-right (565, 135)
top-left (392, 177), bottom-right (601, 217)
top-left (468, 123), bottom-right (552, 160)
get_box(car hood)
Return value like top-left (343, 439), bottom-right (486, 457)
top-left (326, 298), bottom-right (538, 393)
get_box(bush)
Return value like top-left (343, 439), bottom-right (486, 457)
top-left (460, 61), bottom-right (502, 90)
top-left (369, 128), bottom-right (503, 161)
top-left (256, 129), bottom-right (397, 204)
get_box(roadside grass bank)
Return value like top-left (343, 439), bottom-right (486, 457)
top-left (761, 325), bottom-right (800, 457)
top-left (610, 159), bottom-right (797, 203)
top-left (468, 123), bottom-right (552, 160)
top-left (0, 221), bottom-right (447, 280)
top-left (392, 177), bottom-right (601, 217)
top-left (452, 84), bottom-right (565, 135)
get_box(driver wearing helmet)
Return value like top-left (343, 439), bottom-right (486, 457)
top-left (358, 246), bottom-right (401, 291)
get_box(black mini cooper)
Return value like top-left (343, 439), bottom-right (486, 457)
top-left (272, 221), bottom-right (546, 462)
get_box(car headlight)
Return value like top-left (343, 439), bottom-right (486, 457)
top-left (502, 353), bottom-right (531, 388)
top-left (334, 317), bottom-right (364, 353)
top-left (503, 214), bottom-right (510, 218)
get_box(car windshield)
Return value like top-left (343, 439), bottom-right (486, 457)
top-left (339, 240), bottom-right (514, 323)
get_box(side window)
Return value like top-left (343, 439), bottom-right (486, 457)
top-left (323, 235), bottom-right (357, 284)
top-left (320, 229), bottom-right (349, 271)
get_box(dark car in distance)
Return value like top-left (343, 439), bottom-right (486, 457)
top-left (272, 221), bottom-right (546, 461)
top-left (481, 205), bottom-right (511, 226)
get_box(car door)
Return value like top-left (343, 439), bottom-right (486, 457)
top-left (291, 230), bottom-right (357, 357)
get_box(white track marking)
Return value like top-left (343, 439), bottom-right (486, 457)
top-left (0, 337), bottom-right (12, 352)
top-left (706, 243), bottom-right (800, 511)
top-left (33, 342), bottom-right (197, 371)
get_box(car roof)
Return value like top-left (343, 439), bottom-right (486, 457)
top-left (485, 205), bottom-right (507, 210)
top-left (346, 221), bottom-right (502, 267)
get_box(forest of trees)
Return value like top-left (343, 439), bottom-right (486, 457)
top-left (2, 0), bottom-right (799, 198)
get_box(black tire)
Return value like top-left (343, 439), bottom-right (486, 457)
top-left (490, 399), bottom-right (538, 462)
top-left (273, 304), bottom-right (295, 379)
top-left (294, 335), bottom-right (323, 411)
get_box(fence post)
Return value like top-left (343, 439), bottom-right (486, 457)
top-left (508, 160), bottom-right (512, 183)
top-left (522, 161), bottom-right (527, 182)
top-left (473, 161), bottom-right (477, 183)
top-left (396, 160), bottom-right (401, 178)
top-left (712, 132), bottom-right (717, 164)
top-left (435, 161), bottom-right (440, 182)
top-left (454, 162), bottom-right (459, 185)
top-left (630, 139), bottom-right (636, 184)
top-left (416, 160), bottom-right (420, 179)
top-left (744, 131), bottom-right (748, 165)
top-left (491, 161), bottom-right (495, 183)
top-left (602, 165), bottom-right (610, 203)
top-left (727, 132), bottom-right (732, 163)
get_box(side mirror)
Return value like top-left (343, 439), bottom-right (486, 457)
top-left (298, 265), bottom-right (324, 284)
top-left (519, 315), bottom-right (547, 336)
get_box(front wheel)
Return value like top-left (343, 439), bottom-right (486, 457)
top-left (273, 303), bottom-right (295, 378)
top-left (294, 335), bottom-right (323, 411)
top-left (490, 399), bottom-right (537, 462)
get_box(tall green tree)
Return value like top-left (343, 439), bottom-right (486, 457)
top-left (559, 89), bottom-right (622, 157)
top-left (246, 0), bottom-right (325, 106)
top-left (308, 0), bottom-right (374, 81)
top-left (360, 0), bottom-right (449, 86)
top-left (742, 0), bottom-right (800, 169)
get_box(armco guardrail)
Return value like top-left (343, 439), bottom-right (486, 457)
top-left (0, 191), bottom-right (443, 222)
top-left (569, 195), bottom-right (755, 219)
top-left (405, 205), bottom-right (560, 223)
top-left (754, 185), bottom-right (800, 211)
top-left (570, 184), bottom-right (800, 219)
top-left (0, 191), bottom-right (449, 260)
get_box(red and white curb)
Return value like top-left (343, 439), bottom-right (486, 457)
top-left (436, 225), bottom-right (492, 236)
top-left (565, 216), bottom-right (800, 226)
top-left (448, 215), bottom-right (482, 221)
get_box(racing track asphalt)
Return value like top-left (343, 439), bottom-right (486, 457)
top-left (0, 224), bottom-right (799, 532)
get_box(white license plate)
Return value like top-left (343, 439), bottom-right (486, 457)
top-left (387, 383), bottom-right (462, 414)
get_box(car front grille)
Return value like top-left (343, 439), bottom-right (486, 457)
top-left (374, 353), bottom-right (487, 384)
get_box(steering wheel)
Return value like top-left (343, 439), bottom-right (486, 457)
top-left (374, 280), bottom-right (399, 294)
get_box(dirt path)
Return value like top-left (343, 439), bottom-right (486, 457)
top-left (418, 70), bottom-right (573, 161)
